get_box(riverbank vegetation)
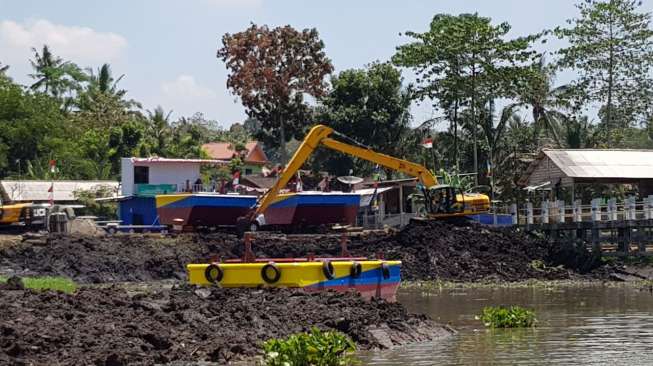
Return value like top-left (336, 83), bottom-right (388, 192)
top-left (0, 275), bottom-right (77, 293)
top-left (262, 327), bottom-right (358, 366)
top-left (478, 306), bottom-right (537, 328)
top-left (1, 0), bottom-right (652, 203)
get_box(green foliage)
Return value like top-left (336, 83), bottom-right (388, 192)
top-left (262, 327), bottom-right (357, 366)
top-left (316, 62), bottom-right (412, 177)
top-left (556, 0), bottom-right (653, 140)
top-left (29, 45), bottom-right (87, 105)
top-left (73, 186), bottom-right (118, 219)
top-left (478, 306), bottom-right (537, 328)
top-left (394, 13), bottom-right (542, 172)
top-left (0, 45), bottom-right (248, 181)
top-left (0, 276), bottom-right (77, 294)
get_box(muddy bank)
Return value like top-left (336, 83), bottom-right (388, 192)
top-left (0, 234), bottom-right (222, 283)
top-left (0, 285), bottom-right (452, 365)
top-left (0, 220), bottom-right (602, 284)
top-left (241, 221), bottom-right (601, 282)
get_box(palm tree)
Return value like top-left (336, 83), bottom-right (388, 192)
top-left (564, 116), bottom-right (595, 149)
top-left (518, 57), bottom-right (570, 147)
top-left (29, 45), bottom-right (85, 98)
top-left (479, 101), bottom-right (521, 200)
top-left (147, 106), bottom-right (173, 155)
top-left (87, 64), bottom-right (126, 97)
top-left (79, 63), bottom-right (141, 111)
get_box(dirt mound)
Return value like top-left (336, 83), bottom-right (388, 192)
top-left (0, 286), bottom-right (452, 365)
top-left (348, 220), bottom-right (574, 281)
top-left (0, 221), bottom-right (599, 284)
top-left (0, 234), bottom-right (233, 283)
top-left (0, 276), bottom-right (23, 290)
top-left (242, 222), bottom-right (584, 282)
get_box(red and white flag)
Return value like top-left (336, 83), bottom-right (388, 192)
top-left (49, 160), bottom-right (56, 173)
top-left (421, 137), bottom-right (433, 149)
top-left (232, 171), bottom-right (240, 187)
top-left (48, 183), bottom-right (54, 205)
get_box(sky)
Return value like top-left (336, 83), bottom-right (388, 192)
top-left (2, 0), bottom-right (652, 129)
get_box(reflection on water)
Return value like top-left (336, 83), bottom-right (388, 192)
top-left (359, 285), bottom-right (653, 365)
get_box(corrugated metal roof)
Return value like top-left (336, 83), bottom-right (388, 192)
top-left (0, 180), bottom-right (119, 202)
top-left (543, 149), bottom-right (653, 179)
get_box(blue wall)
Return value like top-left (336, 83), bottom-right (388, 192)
top-left (468, 213), bottom-right (514, 226)
top-left (118, 197), bottom-right (159, 226)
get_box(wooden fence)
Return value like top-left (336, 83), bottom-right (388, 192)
top-left (506, 195), bottom-right (653, 253)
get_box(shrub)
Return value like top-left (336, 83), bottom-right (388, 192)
top-left (262, 327), bottom-right (357, 366)
top-left (478, 306), bottom-right (536, 328)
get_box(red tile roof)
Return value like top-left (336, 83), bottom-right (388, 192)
top-left (202, 141), bottom-right (269, 165)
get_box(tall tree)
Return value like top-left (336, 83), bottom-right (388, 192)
top-left (479, 101), bottom-right (520, 199)
top-left (29, 45), bottom-right (85, 100)
top-left (87, 64), bottom-right (126, 96)
top-left (556, 0), bottom-right (653, 145)
top-left (146, 106), bottom-right (173, 156)
top-left (78, 63), bottom-right (140, 113)
top-left (317, 62), bottom-right (412, 177)
top-left (0, 75), bottom-right (68, 176)
top-left (393, 13), bottom-right (541, 182)
top-left (517, 57), bottom-right (570, 147)
top-left (217, 24), bottom-right (334, 163)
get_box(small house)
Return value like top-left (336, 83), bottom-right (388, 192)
top-left (519, 149), bottom-right (653, 201)
top-left (202, 141), bottom-right (269, 175)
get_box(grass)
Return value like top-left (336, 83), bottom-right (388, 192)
top-left (477, 306), bottom-right (537, 328)
top-left (401, 279), bottom-right (609, 292)
top-left (0, 275), bottom-right (77, 294)
top-left (262, 327), bottom-right (358, 366)
top-left (602, 254), bottom-right (653, 266)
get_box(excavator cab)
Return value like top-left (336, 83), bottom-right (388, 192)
top-left (426, 185), bottom-right (464, 214)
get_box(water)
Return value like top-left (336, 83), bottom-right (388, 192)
top-left (359, 285), bottom-right (653, 365)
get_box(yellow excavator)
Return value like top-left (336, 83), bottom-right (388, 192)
top-left (0, 200), bottom-right (40, 230)
top-left (238, 124), bottom-right (490, 233)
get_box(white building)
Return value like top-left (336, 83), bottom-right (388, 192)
top-left (120, 157), bottom-right (227, 196)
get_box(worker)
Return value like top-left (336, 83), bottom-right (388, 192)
top-left (432, 191), bottom-right (442, 213)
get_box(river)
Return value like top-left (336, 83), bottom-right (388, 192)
top-left (359, 284), bottom-right (653, 365)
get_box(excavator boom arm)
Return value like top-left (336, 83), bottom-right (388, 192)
top-left (254, 124), bottom-right (438, 216)
top-left (320, 138), bottom-right (437, 187)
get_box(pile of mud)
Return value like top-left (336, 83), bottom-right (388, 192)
top-left (243, 221), bottom-right (597, 282)
top-left (350, 221), bottom-right (588, 281)
top-left (0, 285), bottom-right (452, 365)
top-left (0, 221), bottom-right (599, 283)
top-left (0, 234), bottom-right (225, 283)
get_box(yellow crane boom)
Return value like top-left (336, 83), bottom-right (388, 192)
top-left (255, 124), bottom-right (438, 216)
top-left (239, 124), bottom-right (490, 234)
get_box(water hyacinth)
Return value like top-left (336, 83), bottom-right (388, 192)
top-left (477, 306), bottom-right (537, 328)
top-left (262, 327), bottom-right (357, 366)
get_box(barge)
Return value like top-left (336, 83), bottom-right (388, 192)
top-left (155, 191), bottom-right (359, 230)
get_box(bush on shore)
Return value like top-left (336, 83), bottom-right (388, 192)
top-left (262, 327), bottom-right (358, 366)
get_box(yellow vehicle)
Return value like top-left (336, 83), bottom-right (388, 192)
top-left (0, 201), bottom-right (32, 226)
top-left (239, 124), bottom-right (490, 232)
